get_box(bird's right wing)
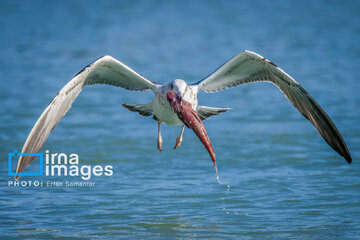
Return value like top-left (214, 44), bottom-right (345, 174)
top-left (15, 56), bottom-right (160, 179)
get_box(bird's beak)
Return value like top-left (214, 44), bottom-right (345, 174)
top-left (166, 92), bottom-right (220, 183)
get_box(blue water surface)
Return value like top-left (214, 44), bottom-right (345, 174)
top-left (0, 0), bottom-right (359, 239)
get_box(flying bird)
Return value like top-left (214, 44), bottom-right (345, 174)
top-left (14, 50), bottom-right (352, 181)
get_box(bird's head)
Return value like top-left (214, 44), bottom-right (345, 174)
top-left (167, 79), bottom-right (187, 97)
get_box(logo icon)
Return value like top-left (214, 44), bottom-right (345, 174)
top-left (8, 150), bottom-right (43, 177)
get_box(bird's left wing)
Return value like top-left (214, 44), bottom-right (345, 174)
top-left (15, 56), bottom-right (159, 179)
top-left (194, 50), bottom-right (351, 163)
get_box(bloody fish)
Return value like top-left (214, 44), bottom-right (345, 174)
top-left (166, 92), bottom-right (220, 183)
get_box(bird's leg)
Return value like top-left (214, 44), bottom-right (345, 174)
top-left (157, 121), bottom-right (163, 151)
top-left (174, 125), bottom-right (185, 149)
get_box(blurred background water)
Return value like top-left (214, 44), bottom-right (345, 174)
top-left (0, 0), bottom-right (359, 239)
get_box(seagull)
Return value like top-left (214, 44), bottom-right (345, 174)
top-left (14, 50), bottom-right (352, 181)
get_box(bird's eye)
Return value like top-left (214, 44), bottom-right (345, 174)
top-left (170, 84), bottom-right (173, 88)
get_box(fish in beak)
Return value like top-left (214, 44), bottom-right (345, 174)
top-left (166, 92), bottom-right (220, 183)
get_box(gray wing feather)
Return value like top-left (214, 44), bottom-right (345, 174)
top-left (197, 106), bottom-right (231, 120)
top-left (15, 56), bottom-right (158, 179)
top-left (122, 103), bottom-right (153, 116)
top-left (196, 51), bottom-right (351, 163)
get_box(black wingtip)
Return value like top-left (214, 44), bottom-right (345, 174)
top-left (345, 154), bottom-right (352, 164)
